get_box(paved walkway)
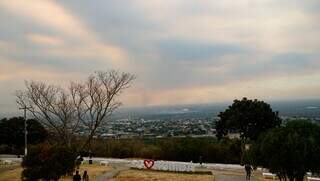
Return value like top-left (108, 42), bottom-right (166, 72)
top-left (94, 167), bottom-right (128, 181)
top-left (215, 174), bottom-right (259, 181)
top-left (92, 161), bottom-right (260, 181)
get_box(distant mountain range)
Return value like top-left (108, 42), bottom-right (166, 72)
top-left (1, 99), bottom-right (320, 120)
top-left (112, 99), bottom-right (320, 120)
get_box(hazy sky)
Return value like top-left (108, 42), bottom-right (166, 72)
top-left (0, 0), bottom-right (320, 114)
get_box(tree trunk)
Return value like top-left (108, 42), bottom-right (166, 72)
top-left (288, 175), bottom-right (294, 181)
top-left (240, 139), bottom-right (247, 164)
top-left (295, 174), bottom-right (304, 181)
top-left (82, 132), bottom-right (94, 150)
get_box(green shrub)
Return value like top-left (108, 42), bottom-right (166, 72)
top-left (0, 144), bottom-right (12, 154)
top-left (21, 143), bottom-right (77, 181)
top-left (0, 117), bottom-right (48, 154)
top-left (89, 137), bottom-right (242, 163)
top-left (138, 145), bottom-right (162, 159)
top-left (248, 120), bottom-right (320, 181)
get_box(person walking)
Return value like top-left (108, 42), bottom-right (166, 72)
top-left (73, 170), bottom-right (81, 181)
top-left (245, 164), bottom-right (253, 180)
top-left (83, 170), bottom-right (89, 181)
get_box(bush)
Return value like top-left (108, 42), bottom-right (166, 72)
top-left (22, 143), bottom-right (77, 181)
top-left (248, 120), bottom-right (320, 181)
top-left (138, 145), bottom-right (162, 159)
top-left (88, 137), bottom-right (242, 163)
top-left (0, 144), bottom-right (12, 154)
top-left (0, 117), bottom-right (48, 154)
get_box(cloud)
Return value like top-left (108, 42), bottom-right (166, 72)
top-left (0, 0), bottom-right (320, 111)
top-left (0, 74), bottom-right (7, 81)
top-left (27, 33), bottom-right (63, 46)
top-left (0, 0), bottom-right (129, 67)
top-left (0, 56), bottom-right (81, 83)
top-left (132, 73), bottom-right (320, 106)
top-left (0, 56), bottom-right (86, 116)
top-left (157, 39), bottom-right (245, 61)
top-left (0, 0), bottom-right (87, 37)
top-left (228, 52), bottom-right (320, 80)
top-left (136, 0), bottom-right (319, 53)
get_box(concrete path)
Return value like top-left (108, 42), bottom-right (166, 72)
top-left (215, 175), bottom-right (259, 181)
top-left (94, 167), bottom-right (128, 181)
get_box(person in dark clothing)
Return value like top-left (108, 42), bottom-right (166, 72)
top-left (245, 164), bottom-right (253, 180)
top-left (83, 170), bottom-right (89, 181)
top-left (75, 155), bottom-right (83, 169)
top-left (73, 170), bottom-right (81, 181)
top-left (88, 150), bottom-right (93, 164)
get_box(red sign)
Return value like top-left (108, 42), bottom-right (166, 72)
top-left (143, 159), bottom-right (155, 169)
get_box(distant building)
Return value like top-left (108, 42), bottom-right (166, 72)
top-left (100, 133), bottom-right (117, 139)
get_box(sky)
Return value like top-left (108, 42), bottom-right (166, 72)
top-left (0, 0), bottom-right (320, 115)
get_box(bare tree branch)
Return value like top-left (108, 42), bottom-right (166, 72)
top-left (16, 70), bottom-right (135, 148)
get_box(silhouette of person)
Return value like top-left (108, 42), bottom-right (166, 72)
top-left (88, 150), bottom-right (93, 164)
top-left (75, 155), bottom-right (83, 169)
top-left (73, 170), bottom-right (81, 181)
top-left (83, 170), bottom-right (89, 181)
top-left (199, 156), bottom-right (203, 166)
top-left (245, 164), bottom-right (253, 180)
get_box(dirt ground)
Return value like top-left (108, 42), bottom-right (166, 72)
top-left (0, 162), bottom-right (282, 181)
top-left (60, 164), bottom-right (113, 181)
top-left (0, 164), bottom-right (22, 181)
top-left (0, 163), bottom-right (112, 181)
top-left (211, 168), bottom-right (280, 181)
top-left (110, 169), bottom-right (214, 181)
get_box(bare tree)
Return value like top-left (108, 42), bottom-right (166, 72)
top-left (16, 70), bottom-right (135, 148)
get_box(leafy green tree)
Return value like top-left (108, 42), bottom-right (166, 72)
top-left (22, 143), bottom-right (76, 181)
top-left (216, 97), bottom-right (282, 141)
top-left (248, 120), bottom-right (320, 181)
top-left (0, 117), bottom-right (48, 153)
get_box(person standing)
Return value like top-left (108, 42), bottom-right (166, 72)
top-left (83, 170), bottom-right (89, 181)
top-left (73, 170), bottom-right (81, 181)
top-left (75, 155), bottom-right (83, 169)
top-left (245, 164), bottom-right (253, 180)
top-left (88, 150), bottom-right (93, 164)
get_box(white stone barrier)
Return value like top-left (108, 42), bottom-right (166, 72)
top-left (308, 177), bottom-right (320, 181)
top-left (202, 163), bottom-right (243, 170)
top-left (129, 160), bottom-right (195, 172)
top-left (82, 157), bottom-right (131, 165)
top-left (99, 161), bottom-right (108, 166)
top-left (81, 157), bottom-right (267, 174)
top-left (0, 158), bottom-right (21, 163)
top-left (262, 172), bottom-right (277, 179)
top-left (3, 160), bottom-right (13, 165)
